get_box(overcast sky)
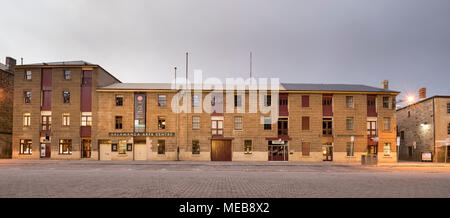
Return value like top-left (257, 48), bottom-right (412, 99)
top-left (1, 0), bottom-right (449, 100)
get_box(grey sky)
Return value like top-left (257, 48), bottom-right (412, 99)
top-left (1, 0), bottom-right (449, 100)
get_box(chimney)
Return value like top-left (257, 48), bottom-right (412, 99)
top-left (5, 57), bottom-right (16, 72)
top-left (382, 80), bottom-right (389, 90)
top-left (419, 88), bottom-right (426, 99)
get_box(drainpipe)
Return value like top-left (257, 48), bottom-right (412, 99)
top-left (433, 98), bottom-right (436, 162)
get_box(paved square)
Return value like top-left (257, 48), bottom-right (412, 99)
top-left (0, 160), bottom-right (449, 198)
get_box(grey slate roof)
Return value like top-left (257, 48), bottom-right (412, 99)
top-left (99, 82), bottom-right (399, 93)
top-left (21, 60), bottom-right (95, 66)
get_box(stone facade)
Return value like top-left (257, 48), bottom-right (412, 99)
top-left (397, 96), bottom-right (450, 162)
top-left (0, 65), bottom-right (14, 158)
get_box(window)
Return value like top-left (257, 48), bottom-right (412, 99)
top-left (278, 118), bottom-right (288, 136)
top-left (64, 70), bottom-right (71, 80)
top-left (234, 116), bottom-right (243, 130)
top-left (24, 91), bottom-right (31, 104)
top-left (447, 123), bottom-right (450, 135)
top-left (367, 121), bottom-right (377, 136)
top-left (323, 118), bottom-right (332, 135)
top-left (118, 140), bottom-right (126, 154)
top-left (25, 70), bottom-right (32, 80)
top-left (192, 94), bottom-right (201, 107)
top-left (346, 142), bottom-right (354, 156)
top-left (62, 113), bottom-right (70, 126)
top-left (111, 143), bottom-right (118, 152)
top-left (19, 139), bottom-right (32, 154)
top-left (408, 111), bottom-right (411, 117)
top-left (158, 95), bottom-right (166, 106)
top-left (158, 116), bottom-right (166, 129)
top-left (383, 97), bottom-right (390, 108)
top-left (63, 91), bottom-right (70, 103)
top-left (346, 96), bottom-right (354, 108)
top-left (115, 116), bottom-right (123, 129)
top-left (383, 117), bottom-right (391, 131)
top-left (244, 140), bottom-right (252, 154)
top-left (81, 112), bottom-right (92, 126)
top-left (41, 115), bottom-right (51, 131)
top-left (264, 95), bottom-right (271, 107)
top-left (234, 95), bottom-right (242, 107)
top-left (264, 117), bottom-right (272, 130)
top-left (23, 113), bottom-right (31, 127)
top-left (302, 142), bottom-right (310, 156)
top-left (158, 140), bottom-right (165, 154)
top-left (302, 116), bottom-right (310, 130)
top-left (384, 143), bottom-right (391, 156)
top-left (211, 119), bottom-right (223, 135)
top-left (346, 117), bottom-right (354, 130)
top-left (302, 96), bottom-right (309, 107)
top-left (192, 116), bottom-right (200, 130)
top-left (59, 139), bottom-right (72, 155)
top-left (192, 140), bottom-right (200, 154)
top-left (115, 95), bottom-right (123, 106)
top-left (127, 143), bottom-right (133, 151)
top-left (447, 103), bottom-right (450, 114)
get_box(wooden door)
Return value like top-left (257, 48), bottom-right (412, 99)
top-left (367, 95), bottom-right (377, 117)
top-left (322, 95), bottom-right (333, 116)
top-left (211, 140), bottom-right (231, 161)
top-left (268, 145), bottom-right (288, 161)
top-left (45, 144), bottom-right (51, 158)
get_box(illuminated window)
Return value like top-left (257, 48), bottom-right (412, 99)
top-left (192, 140), bottom-right (200, 154)
top-left (19, 139), bottom-right (32, 155)
top-left (244, 140), bottom-right (252, 154)
top-left (81, 112), bottom-right (92, 126)
top-left (158, 116), bottom-right (166, 129)
top-left (384, 143), bottom-right (391, 156)
top-left (62, 113), bottom-right (70, 126)
top-left (59, 139), bottom-right (72, 155)
top-left (23, 113), bottom-right (31, 127)
top-left (118, 140), bottom-right (127, 154)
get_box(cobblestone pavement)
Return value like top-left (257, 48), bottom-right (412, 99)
top-left (0, 160), bottom-right (449, 198)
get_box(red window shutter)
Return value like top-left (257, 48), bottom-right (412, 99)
top-left (302, 116), bottom-right (310, 130)
top-left (302, 96), bottom-right (309, 107)
top-left (302, 142), bottom-right (310, 156)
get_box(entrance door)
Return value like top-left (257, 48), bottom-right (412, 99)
top-left (211, 140), bottom-right (232, 161)
top-left (135, 144), bottom-right (147, 161)
top-left (40, 144), bottom-right (50, 158)
top-left (81, 139), bottom-right (91, 158)
top-left (268, 143), bottom-right (288, 161)
top-left (100, 143), bottom-right (111, 161)
top-left (322, 143), bottom-right (333, 161)
top-left (368, 144), bottom-right (378, 157)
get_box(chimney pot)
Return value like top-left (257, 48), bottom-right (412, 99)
top-left (382, 80), bottom-right (389, 89)
top-left (419, 88), bottom-right (426, 99)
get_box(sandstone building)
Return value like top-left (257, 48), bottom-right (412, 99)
top-left (397, 95), bottom-right (450, 162)
top-left (0, 57), bottom-right (15, 158)
top-left (12, 61), bottom-right (399, 162)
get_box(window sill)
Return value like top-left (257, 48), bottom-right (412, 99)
top-left (244, 152), bottom-right (252, 155)
top-left (18, 153), bottom-right (32, 155)
top-left (58, 153), bottom-right (72, 155)
top-left (301, 155), bottom-right (312, 158)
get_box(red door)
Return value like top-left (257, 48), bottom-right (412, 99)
top-left (268, 144), bottom-right (288, 161)
top-left (323, 95), bottom-right (333, 116)
top-left (367, 95), bottom-right (377, 117)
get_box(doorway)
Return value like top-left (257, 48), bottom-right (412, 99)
top-left (211, 140), bottom-right (232, 161)
top-left (322, 143), bottom-right (333, 161)
top-left (81, 139), bottom-right (91, 158)
top-left (40, 143), bottom-right (51, 158)
top-left (268, 141), bottom-right (288, 161)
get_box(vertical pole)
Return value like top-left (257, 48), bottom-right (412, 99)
top-left (186, 52), bottom-right (189, 159)
top-left (175, 67), bottom-right (179, 161)
top-left (250, 52), bottom-right (252, 78)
